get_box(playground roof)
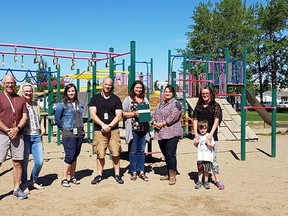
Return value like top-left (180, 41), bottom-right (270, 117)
top-left (62, 69), bottom-right (129, 81)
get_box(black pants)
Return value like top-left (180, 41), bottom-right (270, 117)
top-left (158, 137), bottom-right (179, 171)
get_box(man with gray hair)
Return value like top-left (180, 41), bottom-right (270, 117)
top-left (0, 75), bottom-right (28, 199)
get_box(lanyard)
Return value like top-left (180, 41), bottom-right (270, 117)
top-left (4, 92), bottom-right (16, 121)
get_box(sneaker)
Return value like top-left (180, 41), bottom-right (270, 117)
top-left (215, 181), bottom-right (225, 190)
top-left (195, 181), bottom-right (203, 189)
top-left (70, 177), bottom-right (80, 185)
top-left (204, 181), bottom-right (210, 189)
top-left (114, 175), bottom-right (124, 184)
top-left (13, 188), bottom-right (28, 200)
top-left (61, 179), bottom-right (71, 187)
top-left (91, 175), bottom-right (102, 185)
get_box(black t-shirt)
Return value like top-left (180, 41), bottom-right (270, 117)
top-left (89, 93), bottom-right (122, 131)
top-left (192, 102), bottom-right (222, 141)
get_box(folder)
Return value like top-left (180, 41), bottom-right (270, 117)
top-left (137, 104), bottom-right (151, 123)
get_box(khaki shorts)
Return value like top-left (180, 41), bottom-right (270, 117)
top-left (0, 134), bottom-right (24, 163)
top-left (93, 129), bottom-right (121, 158)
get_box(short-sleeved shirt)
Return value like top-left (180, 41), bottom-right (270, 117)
top-left (89, 93), bottom-right (122, 131)
top-left (0, 92), bottom-right (27, 135)
top-left (197, 133), bottom-right (215, 162)
top-left (192, 102), bottom-right (222, 141)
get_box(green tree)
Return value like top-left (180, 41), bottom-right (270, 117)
top-left (182, 0), bottom-right (288, 101)
top-left (249, 0), bottom-right (288, 103)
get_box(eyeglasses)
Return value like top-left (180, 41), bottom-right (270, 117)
top-left (4, 82), bottom-right (16, 85)
top-left (24, 90), bottom-right (33, 93)
top-left (201, 93), bottom-right (210, 96)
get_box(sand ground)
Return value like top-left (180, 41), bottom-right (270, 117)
top-left (0, 124), bottom-right (288, 216)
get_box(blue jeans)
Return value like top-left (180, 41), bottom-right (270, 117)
top-left (129, 131), bottom-right (147, 173)
top-left (158, 137), bottom-right (179, 171)
top-left (22, 135), bottom-right (44, 187)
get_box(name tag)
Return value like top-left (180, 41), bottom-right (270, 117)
top-left (104, 112), bottom-right (108, 120)
top-left (73, 128), bottom-right (77, 135)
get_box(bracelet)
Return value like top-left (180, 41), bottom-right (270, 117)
top-left (17, 126), bottom-right (21, 130)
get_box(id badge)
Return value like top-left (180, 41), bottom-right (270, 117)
top-left (104, 112), bottom-right (108, 120)
top-left (73, 128), bottom-right (78, 135)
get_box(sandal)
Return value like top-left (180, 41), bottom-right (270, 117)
top-left (139, 173), bottom-right (149, 182)
top-left (61, 179), bottom-right (71, 187)
top-left (70, 177), bottom-right (80, 185)
top-left (130, 172), bottom-right (137, 181)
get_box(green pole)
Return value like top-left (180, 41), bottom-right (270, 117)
top-left (182, 55), bottom-right (187, 137)
top-left (47, 67), bottom-right (53, 143)
top-left (128, 66), bottom-right (131, 95)
top-left (87, 80), bottom-right (91, 142)
top-left (149, 58), bottom-right (153, 100)
top-left (240, 46), bottom-right (247, 161)
top-left (146, 61), bottom-right (150, 100)
top-left (57, 67), bottom-right (61, 102)
top-left (56, 67), bottom-right (61, 145)
top-left (129, 41), bottom-right (136, 93)
top-left (150, 58), bottom-right (153, 92)
top-left (109, 48), bottom-right (114, 80)
top-left (271, 71), bottom-right (277, 158)
top-left (92, 53), bottom-right (97, 95)
top-left (122, 59), bottom-right (125, 71)
top-left (168, 50), bottom-right (171, 81)
top-left (76, 69), bottom-right (80, 90)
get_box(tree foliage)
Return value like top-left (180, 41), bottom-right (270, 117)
top-left (183, 0), bottom-right (288, 101)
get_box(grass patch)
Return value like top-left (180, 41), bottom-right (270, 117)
top-left (237, 111), bottom-right (288, 122)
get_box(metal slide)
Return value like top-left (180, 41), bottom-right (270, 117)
top-left (246, 89), bottom-right (273, 126)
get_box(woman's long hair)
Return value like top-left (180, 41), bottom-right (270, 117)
top-left (129, 80), bottom-right (146, 100)
top-left (63, 83), bottom-right (78, 107)
top-left (195, 85), bottom-right (216, 108)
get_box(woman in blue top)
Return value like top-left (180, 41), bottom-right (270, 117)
top-left (55, 84), bottom-right (84, 188)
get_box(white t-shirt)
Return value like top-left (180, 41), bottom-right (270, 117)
top-left (197, 133), bottom-right (214, 162)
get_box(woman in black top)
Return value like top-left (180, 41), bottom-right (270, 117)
top-left (192, 86), bottom-right (225, 190)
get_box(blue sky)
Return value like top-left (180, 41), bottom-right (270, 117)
top-left (0, 0), bottom-right (264, 86)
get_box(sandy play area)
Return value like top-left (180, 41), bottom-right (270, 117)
top-left (0, 125), bottom-right (288, 216)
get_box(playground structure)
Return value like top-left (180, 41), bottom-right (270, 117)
top-left (0, 41), bottom-right (159, 157)
top-left (0, 41), bottom-right (137, 144)
top-left (168, 46), bottom-right (277, 161)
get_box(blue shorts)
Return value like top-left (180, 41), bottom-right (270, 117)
top-left (62, 136), bottom-right (83, 164)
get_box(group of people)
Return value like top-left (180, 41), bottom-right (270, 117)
top-left (0, 75), bottom-right (224, 200)
top-left (0, 75), bottom-right (44, 200)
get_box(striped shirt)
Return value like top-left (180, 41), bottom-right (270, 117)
top-left (152, 98), bottom-right (183, 140)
